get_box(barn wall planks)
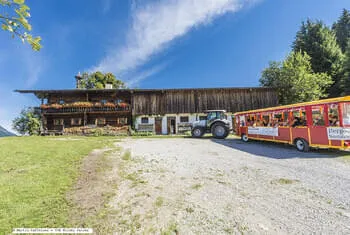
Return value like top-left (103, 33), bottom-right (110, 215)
top-left (132, 88), bottom-right (278, 115)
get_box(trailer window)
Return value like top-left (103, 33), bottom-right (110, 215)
top-left (273, 113), bottom-right (282, 127)
top-left (291, 110), bottom-right (307, 127)
top-left (328, 104), bottom-right (339, 126)
top-left (262, 115), bottom-right (270, 126)
top-left (312, 107), bottom-right (325, 126)
top-left (342, 103), bottom-right (350, 126)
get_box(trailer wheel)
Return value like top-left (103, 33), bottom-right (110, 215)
top-left (295, 138), bottom-right (309, 152)
top-left (241, 134), bottom-right (249, 142)
top-left (211, 123), bottom-right (229, 139)
top-left (191, 126), bottom-right (205, 138)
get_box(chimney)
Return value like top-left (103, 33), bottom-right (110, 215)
top-left (105, 83), bottom-right (113, 89)
top-left (75, 72), bottom-right (83, 89)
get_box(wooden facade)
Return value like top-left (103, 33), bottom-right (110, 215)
top-left (132, 88), bottom-right (278, 115)
top-left (16, 87), bottom-right (278, 134)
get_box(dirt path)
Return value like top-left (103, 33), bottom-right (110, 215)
top-left (109, 138), bottom-right (350, 234)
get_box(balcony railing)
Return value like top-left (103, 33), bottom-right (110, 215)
top-left (41, 105), bottom-right (130, 113)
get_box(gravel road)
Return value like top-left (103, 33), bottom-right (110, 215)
top-left (110, 137), bottom-right (350, 234)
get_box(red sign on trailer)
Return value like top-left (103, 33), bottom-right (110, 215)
top-left (233, 96), bottom-right (350, 151)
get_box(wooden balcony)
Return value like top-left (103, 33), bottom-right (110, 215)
top-left (41, 106), bottom-right (130, 114)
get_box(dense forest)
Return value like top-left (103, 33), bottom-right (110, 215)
top-left (260, 9), bottom-right (350, 105)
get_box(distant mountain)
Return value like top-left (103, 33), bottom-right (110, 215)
top-left (0, 125), bottom-right (15, 137)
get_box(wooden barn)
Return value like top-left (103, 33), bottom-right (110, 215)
top-left (16, 87), bottom-right (278, 135)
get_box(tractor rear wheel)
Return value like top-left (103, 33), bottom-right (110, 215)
top-left (211, 123), bottom-right (229, 139)
top-left (191, 126), bottom-right (205, 138)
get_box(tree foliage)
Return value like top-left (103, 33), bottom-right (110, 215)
top-left (260, 52), bottom-right (332, 105)
top-left (260, 10), bottom-right (350, 103)
top-left (12, 108), bottom-right (41, 135)
top-left (0, 0), bottom-right (41, 51)
top-left (78, 71), bottom-right (126, 89)
top-left (293, 19), bottom-right (344, 75)
top-left (332, 9), bottom-right (350, 53)
top-left (293, 20), bottom-right (344, 97)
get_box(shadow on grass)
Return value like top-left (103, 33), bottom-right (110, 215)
top-left (211, 138), bottom-right (349, 159)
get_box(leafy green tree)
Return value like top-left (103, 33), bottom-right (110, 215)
top-left (260, 52), bottom-right (332, 105)
top-left (79, 71), bottom-right (126, 89)
top-left (332, 9), bottom-right (350, 53)
top-left (259, 61), bottom-right (283, 87)
top-left (12, 108), bottom-right (41, 135)
top-left (293, 19), bottom-right (344, 97)
top-left (0, 0), bottom-right (41, 51)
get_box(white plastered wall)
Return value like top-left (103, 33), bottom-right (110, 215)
top-left (135, 112), bottom-right (232, 134)
top-left (135, 115), bottom-right (155, 132)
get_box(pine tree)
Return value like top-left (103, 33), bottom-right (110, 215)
top-left (341, 40), bottom-right (350, 95)
top-left (332, 9), bottom-right (350, 53)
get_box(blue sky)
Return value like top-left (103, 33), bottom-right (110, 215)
top-left (0, 0), bottom-right (349, 131)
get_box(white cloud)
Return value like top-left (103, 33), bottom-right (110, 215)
top-left (126, 63), bottom-right (168, 87)
top-left (92, 0), bottom-right (257, 82)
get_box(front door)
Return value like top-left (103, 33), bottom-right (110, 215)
top-left (167, 117), bottom-right (176, 134)
top-left (155, 117), bottom-right (162, 135)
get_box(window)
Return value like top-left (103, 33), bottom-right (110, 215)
top-left (262, 115), bottom-right (270, 126)
top-left (59, 99), bottom-right (65, 104)
top-left (96, 118), bottom-right (106, 125)
top-left (312, 106), bottom-right (325, 126)
top-left (117, 117), bottom-right (128, 125)
top-left (207, 112), bottom-right (216, 120)
top-left (101, 99), bottom-right (107, 104)
top-left (71, 118), bottom-right (82, 126)
top-left (180, 116), bottom-right (189, 123)
top-left (54, 119), bottom-right (64, 125)
top-left (115, 99), bottom-right (123, 104)
top-left (342, 103), bottom-right (350, 126)
top-left (328, 104), bottom-right (339, 126)
top-left (141, 117), bottom-right (149, 124)
top-left (273, 113), bottom-right (282, 127)
top-left (239, 115), bottom-right (245, 126)
top-left (291, 109), bottom-right (307, 127)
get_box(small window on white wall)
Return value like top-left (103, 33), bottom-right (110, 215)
top-left (180, 116), bottom-right (189, 123)
top-left (141, 117), bottom-right (149, 124)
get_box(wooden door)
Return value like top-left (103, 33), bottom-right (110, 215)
top-left (155, 117), bottom-right (162, 135)
top-left (167, 117), bottom-right (176, 134)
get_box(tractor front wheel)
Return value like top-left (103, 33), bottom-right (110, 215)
top-left (191, 126), bottom-right (205, 138)
top-left (211, 123), bottom-right (229, 139)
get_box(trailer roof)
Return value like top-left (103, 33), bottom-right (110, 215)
top-left (234, 96), bottom-right (350, 115)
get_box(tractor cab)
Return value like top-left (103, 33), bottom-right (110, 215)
top-left (205, 110), bottom-right (228, 126)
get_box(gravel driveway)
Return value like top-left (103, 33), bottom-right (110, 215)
top-left (110, 137), bottom-right (350, 234)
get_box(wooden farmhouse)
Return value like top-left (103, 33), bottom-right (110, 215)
top-left (16, 83), bottom-right (277, 135)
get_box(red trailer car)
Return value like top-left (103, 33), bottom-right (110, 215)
top-left (233, 96), bottom-right (350, 151)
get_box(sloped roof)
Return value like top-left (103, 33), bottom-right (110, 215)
top-left (0, 125), bottom-right (15, 137)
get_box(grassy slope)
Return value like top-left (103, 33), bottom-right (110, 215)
top-left (0, 136), bottom-right (115, 234)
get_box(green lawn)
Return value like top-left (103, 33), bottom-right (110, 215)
top-left (0, 136), bottom-right (115, 234)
